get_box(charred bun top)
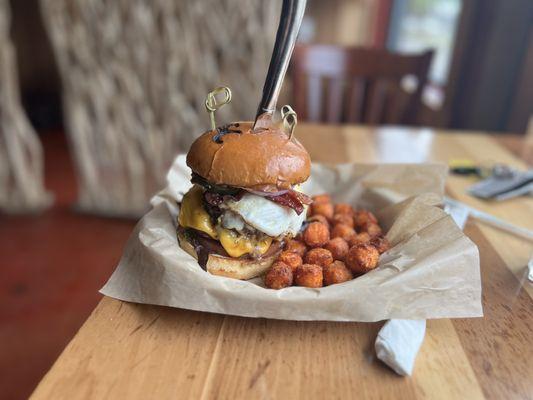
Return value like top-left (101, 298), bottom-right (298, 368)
top-left (186, 121), bottom-right (310, 189)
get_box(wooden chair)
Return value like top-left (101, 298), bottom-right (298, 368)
top-left (291, 45), bottom-right (434, 125)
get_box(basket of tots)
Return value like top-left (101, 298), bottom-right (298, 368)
top-left (101, 155), bottom-right (483, 322)
top-left (265, 196), bottom-right (389, 289)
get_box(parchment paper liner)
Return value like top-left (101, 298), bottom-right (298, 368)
top-left (100, 155), bottom-right (482, 322)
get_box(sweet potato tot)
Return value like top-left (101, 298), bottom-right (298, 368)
top-left (312, 202), bottom-right (334, 221)
top-left (324, 237), bottom-right (349, 261)
top-left (323, 260), bottom-right (353, 285)
top-left (277, 250), bottom-right (303, 272)
top-left (332, 213), bottom-right (354, 228)
top-left (363, 222), bottom-right (382, 238)
top-left (307, 214), bottom-right (329, 227)
top-left (370, 236), bottom-right (390, 254)
top-left (312, 194), bottom-right (331, 204)
top-left (304, 248), bottom-right (333, 267)
top-left (294, 264), bottom-right (323, 288)
top-left (353, 210), bottom-right (378, 230)
top-left (331, 223), bottom-right (356, 241)
top-left (303, 222), bottom-right (330, 248)
top-left (264, 262), bottom-right (293, 289)
top-left (345, 244), bottom-right (380, 274)
top-left (334, 203), bottom-right (355, 216)
top-left (347, 232), bottom-right (371, 247)
top-left (285, 239), bottom-right (307, 257)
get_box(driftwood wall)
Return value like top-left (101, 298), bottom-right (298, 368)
top-left (0, 0), bottom-right (52, 213)
top-left (40, 0), bottom-right (281, 216)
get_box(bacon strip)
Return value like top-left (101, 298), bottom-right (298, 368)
top-left (267, 190), bottom-right (312, 215)
top-left (201, 182), bottom-right (313, 217)
top-left (290, 189), bottom-right (312, 205)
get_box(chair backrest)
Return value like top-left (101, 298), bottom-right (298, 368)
top-left (40, 0), bottom-right (281, 217)
top-left (292, 45), bottom-right (433, 125)
top-left (0, 0), bottom-right (52, 213)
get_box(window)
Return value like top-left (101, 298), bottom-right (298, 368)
top-left (387, 0), bottom-right (462, 85)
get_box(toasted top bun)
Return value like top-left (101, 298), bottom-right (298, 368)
top-left (186, 121), bottom-right (311, 189)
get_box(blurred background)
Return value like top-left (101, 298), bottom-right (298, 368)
top-left (1, 0), bottom-right (532, 398)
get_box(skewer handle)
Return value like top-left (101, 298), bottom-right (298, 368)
top-left (253, 0), bottom-right (306, 128)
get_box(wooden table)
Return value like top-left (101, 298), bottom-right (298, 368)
top-left (31, 124), bottom-right (533, 400)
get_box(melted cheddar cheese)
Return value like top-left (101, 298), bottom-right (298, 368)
top-left (178, 185), bottom-right (272, 257)
top-left (178, 185), bottom-right (218, 239)
top-left (217, 227), bottom-right (272, 258)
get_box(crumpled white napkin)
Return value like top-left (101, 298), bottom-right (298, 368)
top-left (375, 200), bottom-right (470, 376)
top-left (375, 319), bottom-right (426, 376)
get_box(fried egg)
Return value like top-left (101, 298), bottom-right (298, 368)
top-left (224, 193), bottom-right (307, 237)
top-left (221, 211), bottom-right (245, 232)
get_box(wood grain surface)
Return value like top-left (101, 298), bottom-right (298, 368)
top-left (31, 124), bottom-right (533, 400)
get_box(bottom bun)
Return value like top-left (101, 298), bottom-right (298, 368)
top-left (177, 231), bottom-right (280, 280)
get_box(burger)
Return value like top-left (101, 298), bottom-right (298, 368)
top-left (177, 121), bottom-right (311, 280)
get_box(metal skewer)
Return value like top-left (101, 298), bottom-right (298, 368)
top-left (253, 0), bottom-right (306, 129)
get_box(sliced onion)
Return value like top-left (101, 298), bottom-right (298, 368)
top-left (241, 187), bottom-right (289, 197)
